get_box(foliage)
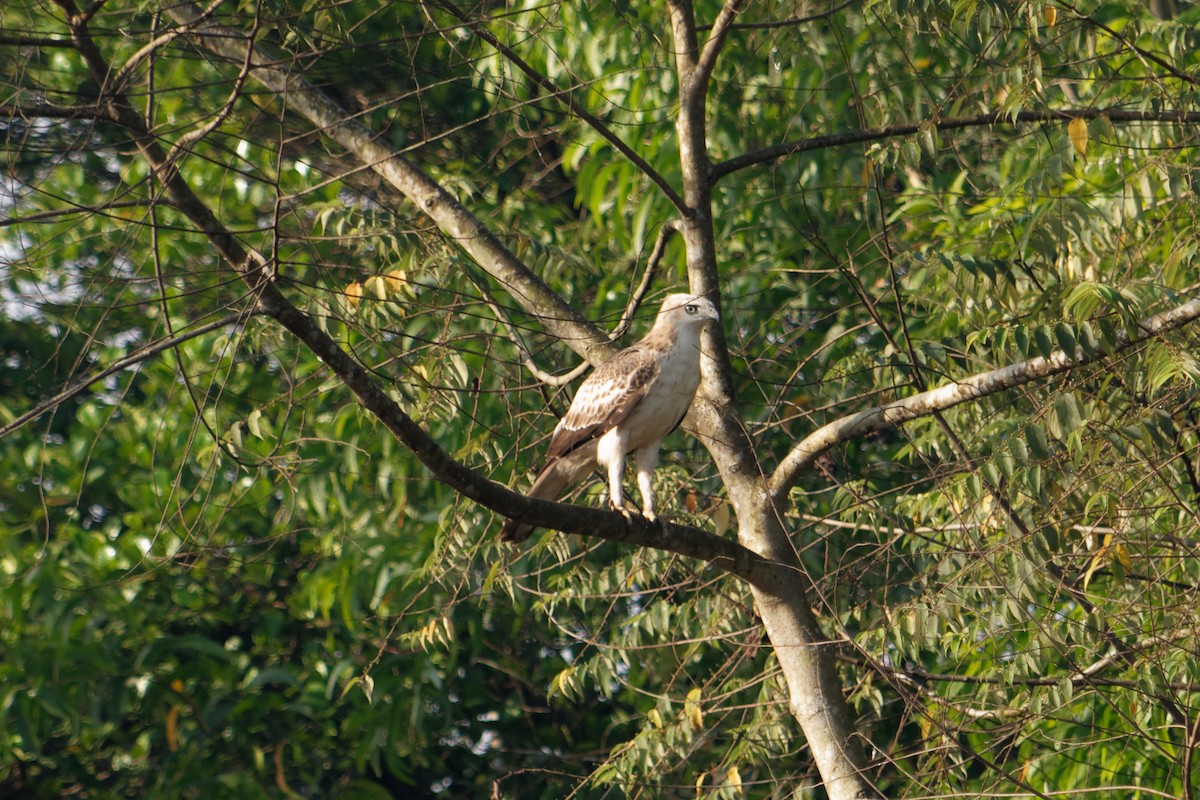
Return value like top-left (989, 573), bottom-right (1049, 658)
top-left (3, 0), bottom-right (1200, 797)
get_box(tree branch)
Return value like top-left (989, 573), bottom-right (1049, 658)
top-left (694, 0), bottom-right (748, 91)
top-left (0, 200), bottom-right (161, 227)
top-left (268, 289), bottom-right (778, 584)
top-left (0, 100), bottom-right (105, 120)
top-left (662, 2), bottom-right (882, 797)
top-left (711, 107), bottom-right (1200, 181)
top-left (611, 219), bottom-right (683, 339)
top-left (1060, 0), bottom-right (1200, 89)
top-left (769, 296), bottom-right (1200, 502)
top-left (474, 289), bottom-right (591, 387)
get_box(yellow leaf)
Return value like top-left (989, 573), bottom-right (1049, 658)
top-left (695, 772), bottom-right (706, 795)
top-left (727, 767), bottom-right (742, 791)
top-left (1044, 6), bottom-right (1057, 26)
top-left (364, 275), bottom-right (388, 301)
top-left (685, 687), bottom-right (704, 730)
top-left (1081, 533), bottom-right (1111, 589)
top-left (362, 674), bottom-right (374, 703)
top-left (711, 501), bottom-right (731, 536)
top-left (1113, 542), bottom-right (1132, 572)
top-left (345, 281), bottom-right (363, 309)
top-left (383, 270), bottom-right (408, 294)
top-left (648, 708), bottom-right (664, 729)
top-left (1068, 117), bottom-right (1088, 158)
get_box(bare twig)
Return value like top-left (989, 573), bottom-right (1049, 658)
top-left (164, 4), bottom-right (259, 166)
top-left (0, 313), bottom-right (253, 439)
top-left (108, 0), bottom-right (224, 94)
top-left (480, 220), bottom-right (680, 385)
top-left (711, 107), bottom-right (1200, 181)
top-left (0, 200), bottom-right (161, 227)
top-left (728, 0), bottom-right (858, 30)
top-left (0, 100), bottom-right (105, 120)
top-left (611, 219), bottom-right (683, 340)
top-left (425, 0), bottom-right (689, 216)
top-left (0, 33), bottom-right (75, 47)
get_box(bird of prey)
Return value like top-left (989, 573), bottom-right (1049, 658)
top-left (501, 293), bottom-right (719, 542)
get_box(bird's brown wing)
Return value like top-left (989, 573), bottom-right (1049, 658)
top-left (542, 346), bottom-right (660, 463)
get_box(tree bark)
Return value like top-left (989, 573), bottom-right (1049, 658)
top-left (663, 0), bottom-right (882, 796)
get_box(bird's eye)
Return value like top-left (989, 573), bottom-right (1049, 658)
top-left (684, 304), bottom-right (697, 314)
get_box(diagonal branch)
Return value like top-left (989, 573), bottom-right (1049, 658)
top-left (694, 0), bottom-right (748, 91)
top-left (711, 107), bottom-right (1200, 181)
top-left (1060, 0), bottom-right (1200, 89)
top-left (0, 312), bottom-right (254, 439)
top-left (268, 287), bottom-right (777, 584)
top-left (163, 2), bottom-right (617, 367)
top-left (428, 0), bottom-right (689, 215)
top-left (769, 296), bottom-right (1200, 502)
top-left (52, 0), bottom-right (773, 585)
top-left (611, 219), bottom-right (683, 339)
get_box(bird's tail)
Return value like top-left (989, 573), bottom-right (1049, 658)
top-left (500, 465), bottom-right (569, 543)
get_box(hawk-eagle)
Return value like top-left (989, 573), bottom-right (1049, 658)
top-left (501, 293), bottom-right (719, 542)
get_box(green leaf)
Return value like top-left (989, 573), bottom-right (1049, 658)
top-left (1025, 423), bottom-right (1052, 460)
top-left (1054, 322), bottom-right (1076, 358)
top-left (1054, 393), bottom-right (1083, 438)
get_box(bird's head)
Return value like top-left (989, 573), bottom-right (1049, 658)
top-left (656, 293), bottom-right (719, 329)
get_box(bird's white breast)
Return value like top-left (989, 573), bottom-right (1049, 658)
top-left (619, 329), bottom-right (703, 449)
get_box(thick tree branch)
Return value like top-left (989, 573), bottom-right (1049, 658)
top-left (163, 2), bottom-right (617, 367)
top-left (711, 107), bottom-right (1200, 181)
top-left (770, 296), bottom-right (1200, 502)
top-left (267, 292), bottom-right (777, 584)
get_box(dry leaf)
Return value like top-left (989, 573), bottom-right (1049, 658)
top-left (1068, 117), bottom-right (1088, 158)
top-left (711, 501), bottom-right (731, 536)
top-left (345, 281), bottom-right (363, 309)
top-left (727, 767), bottom-right (742, 791)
